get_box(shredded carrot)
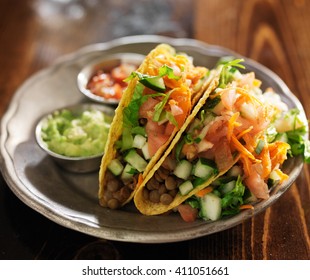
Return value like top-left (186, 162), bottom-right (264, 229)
top-left (231, 134), bottom-right (258, 162)
top-left (242, 133), bottom-right (256, 154)
top-left (257, 137), bottom-right (272, 179)
top-left (268, 141), bottom-right (290, 169)
top-left (236, 87), bottom-right (263, 106)
top-left (274, 168), bottom-right (289, 183)
top-left (186, 66), bottom-right (208, 85)
top-left (137, 173), bottom-right (144, 188)
top-left (195, 186), bottom-right (213, 198)
top-left (260, 148), bottom-right (272, 179)
top-left (236, 126), bottom-right (253, 139)
top-left (239, 204), bottom-right (254, 210)
top-left (227, 112), bottom-right (240, 142)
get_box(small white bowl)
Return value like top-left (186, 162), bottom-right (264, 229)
top-left (35, 103), bottom-right (115, 173)
top-left (77, 53), bottom-right (144, 105)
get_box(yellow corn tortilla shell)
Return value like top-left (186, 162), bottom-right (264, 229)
top-left (134, 155), bottom-right (240, 216)
top-left (99, 44), bottom-right (216, 207)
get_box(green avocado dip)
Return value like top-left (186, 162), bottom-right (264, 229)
top-left (40, 108), bottom-right (113, 157)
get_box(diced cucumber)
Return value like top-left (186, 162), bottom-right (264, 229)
top-left (121, 163), bottom-right (135, 182)
top-left (124, 149), bottom-right (147, 172)
top-left (179, 180), bottom-right (194, 196)
top-left (275, 132), bottom-right (288, 143)
top-left (227, 165), bottom-right (243, 177)
top-left (203, 111), bottom-right (216, 126)
top-left (244, 190), bottom-right (257, 204)
top-left (254, 139), bottom-right (265, 155)
top-left (274, 111), bottom-right (304, 133)
top-left (200, 193), bottom-right (222, 221)
top-left (141, 142), bottom-right (151, 160)
top-left (218, 180), bottom-right (236, 195)
top-left (139, 76), bottom-right (166, 93)
top-left (205, 95), bottom-right (221, 111)
top-left (211, 99), bottom-right (225, 115)
top-left (192, 158), bottom-right (217, 179)
top-left (173, 160), bottom-right (193, 180)
top-left (267, 169), bottom-right (281, 187)
top-left (266, 125), bottom-right (278, 143)
top-left (211, 176), bottom-right (234, 186)
top-left (132, 134), bottom-right (147, 149)
top-left (196, 138), bottom-right (213, 153)
top-left (107, 158), bottom-right (124, 176)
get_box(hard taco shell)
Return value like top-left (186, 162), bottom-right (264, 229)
top-left (99, 44), bottom-right (216, 208)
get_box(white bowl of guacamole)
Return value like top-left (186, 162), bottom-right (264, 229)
top-left (35, 103), bottom-right (114, 173)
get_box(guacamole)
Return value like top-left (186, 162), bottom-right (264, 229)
top-left (40, 108), bottom-right (113, 157)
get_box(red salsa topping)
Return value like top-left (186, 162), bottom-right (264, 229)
top-left (87, 63), bottom-right (137, 100)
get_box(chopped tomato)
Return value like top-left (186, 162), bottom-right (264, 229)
top-left (139, 85), bottom-right (191, 158)
top-left (169, 85), bottom-right (191, 128)
top-left (147, 131), bottom-right (169, 157)
top-left (182, 143), bottom-right (198, 161)
top-left (205, 117), bottom-right (228, 143)
top-left (145, 120), bottom-right (169, 156)
top-left (221, 88), bottom-right (237, 110)
top-left (244, 163), bottom-right (269, 199)
top-left (111, 63), bottom-right (137, 83)
top-left (214, 139), bottom-right (234, 172)
top-left (177, 204), bottom-right (198, 222)
top-left (87, 63), bottom-right (137, 100)
top-left (139, 97), bottom-right (160, 119)
top-left (164, 122), bottom-right (175, 135)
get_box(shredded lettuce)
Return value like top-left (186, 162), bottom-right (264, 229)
top-left (123, 83), bottom-right (147, 131)
top-left (287, 128), bottom-right (310, 163)
top-left (271, 108), bottom-right (310, 163)
top-left (153, 90), bottom-right (173, 122)
top-left (220, 176), bottom-right (245, 216)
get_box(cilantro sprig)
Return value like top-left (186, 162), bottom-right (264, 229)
top-left (217, 57), bottom-right (245, 88)
top-left (220, 176), bottom-right (245, 216)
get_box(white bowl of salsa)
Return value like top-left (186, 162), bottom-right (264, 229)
top-left (77, 53), bottom-right (144, 105)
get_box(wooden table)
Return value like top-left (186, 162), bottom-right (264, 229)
top-left (0, 0), bottom-right (309, 260)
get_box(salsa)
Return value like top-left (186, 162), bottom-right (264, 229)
top-left (86, 63), bottom-right (137, 100)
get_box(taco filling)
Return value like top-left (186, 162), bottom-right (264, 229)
top-left (134, 57), bottom-right (309, 220)
top-left (99, 44), bottom-right (213, 209)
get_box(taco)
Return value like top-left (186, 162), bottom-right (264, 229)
top-left (98, 44), bottom-right (216, 209)
top-left (134, 58), bottom-right (292, 220)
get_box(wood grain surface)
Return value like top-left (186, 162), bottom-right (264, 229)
top-left (0, 0), bottom-right (309, 259)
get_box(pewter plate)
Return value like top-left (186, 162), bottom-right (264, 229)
top-left (0, 35), bottom-right (306, 243)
